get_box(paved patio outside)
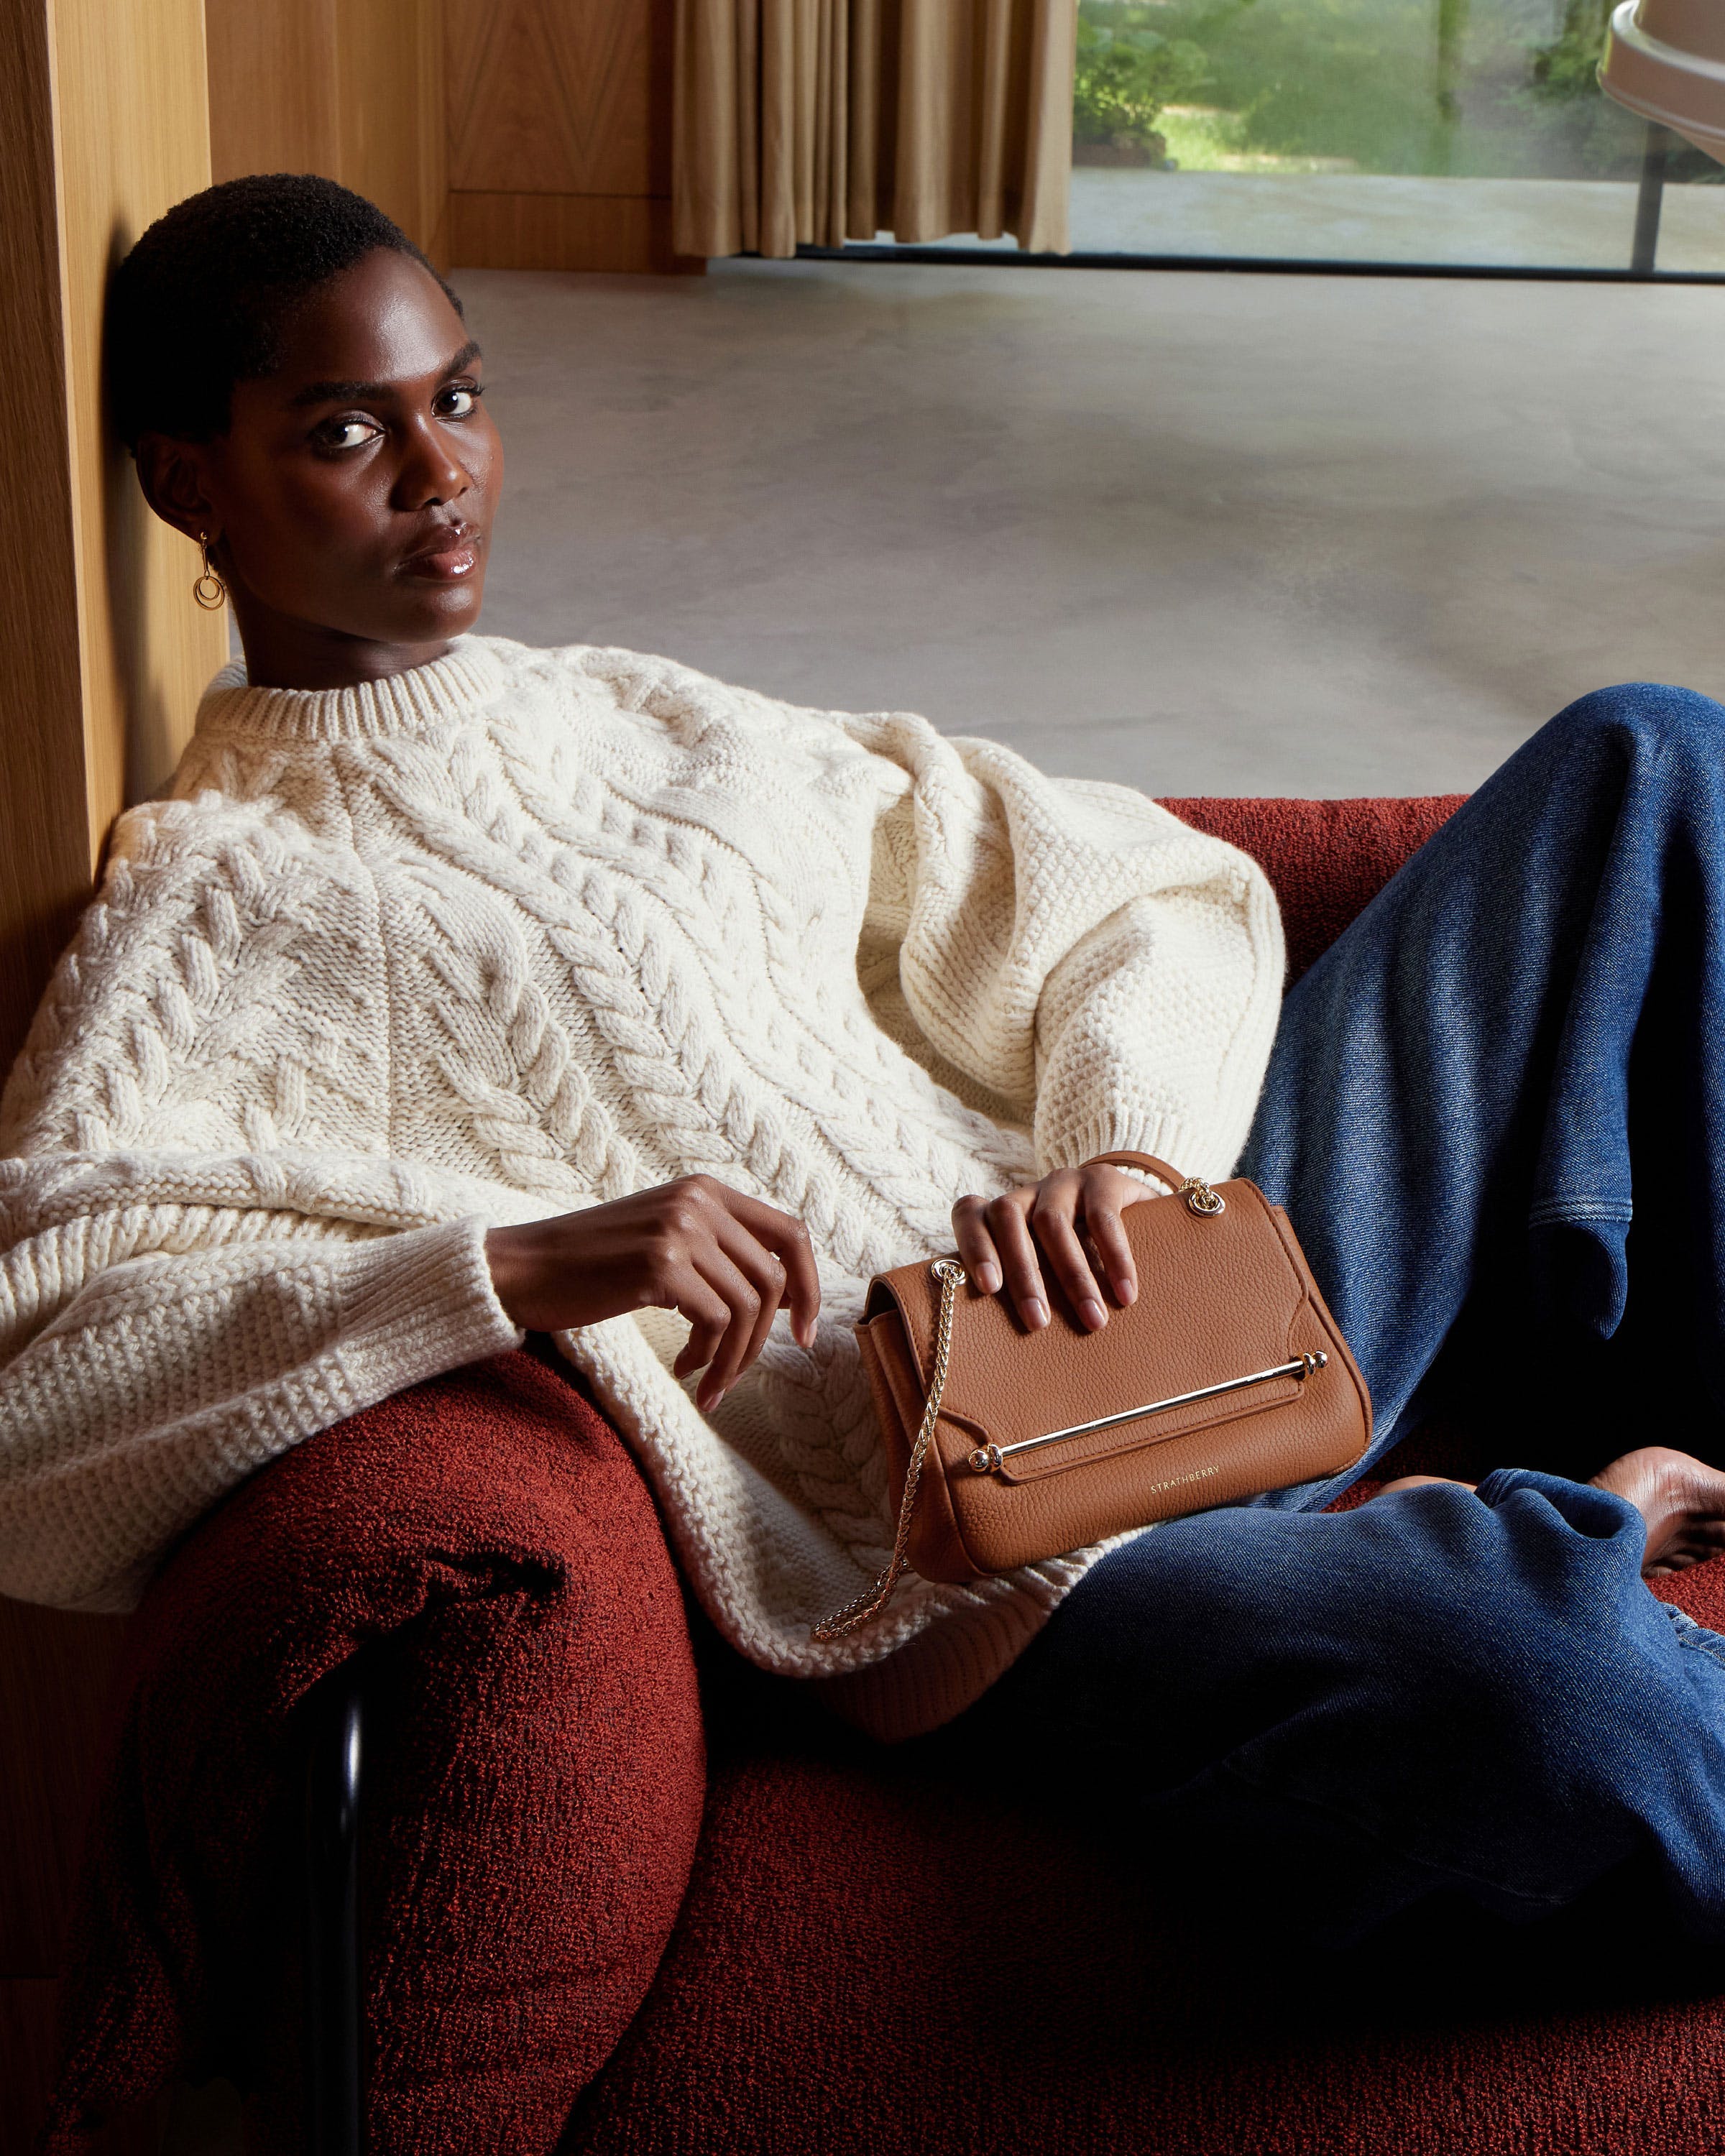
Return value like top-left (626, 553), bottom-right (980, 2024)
top-left (1065, 167), bottom-right (1725, 273)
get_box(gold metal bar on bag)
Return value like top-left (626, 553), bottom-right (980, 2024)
top-left (965, 1352), bottom-right (1328, 1476)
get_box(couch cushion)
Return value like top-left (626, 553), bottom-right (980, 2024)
top-left (1164, 795), bottom-right (1467, 982)
top-left (42, 1353), bottom-right (704, 2156)
top-left (564, 1561), bottom-right (1725, 2156)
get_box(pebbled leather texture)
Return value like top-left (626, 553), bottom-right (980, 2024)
top-left (855, 1156), bottom-right (1372, 1583)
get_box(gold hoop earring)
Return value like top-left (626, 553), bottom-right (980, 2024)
top-left (193, 533), bottom-right (227, 612)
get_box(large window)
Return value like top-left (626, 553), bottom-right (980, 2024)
top-left (1067, 0), bottom-right (1724, 272)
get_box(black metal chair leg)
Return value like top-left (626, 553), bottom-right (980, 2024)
top-left (305, 1669), bottom-right (364, 2156)
top-left (1632, 119), bottom-right (1670, 276)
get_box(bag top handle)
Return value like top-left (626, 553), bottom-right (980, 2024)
top-left (1086, 1151), bottom-right (1226, 1218)
top-left (1086, 1149), bottom-right (1188, 1192)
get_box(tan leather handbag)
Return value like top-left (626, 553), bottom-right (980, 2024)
top-left (814, 1151), bottom-right (1371, 1641)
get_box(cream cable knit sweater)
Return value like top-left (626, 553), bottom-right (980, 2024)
top-left (0, 637), bottom-right (1282, 1738)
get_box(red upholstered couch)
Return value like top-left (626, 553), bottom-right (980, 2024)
top-left (16, 793), bottom-right (1725, 2156)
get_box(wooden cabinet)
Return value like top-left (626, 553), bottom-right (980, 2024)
top-left (206, 0), bottom-right (449, 265)
top-left (207, 0), bottom-right (692, 276)
top-left (448, 0), bottom-right (663, 193)
top-left (445, 0), bottom-right (693, 270)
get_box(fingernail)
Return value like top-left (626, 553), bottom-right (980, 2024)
top-left (977, 1262), bottom-right (1002, 1294)
top-left (1024, 1298), bottom-right (1049, 1330)
top-left (1080, 1298), bottom-right (1106, 1330)
top-left (1115, 1278), bottom-right (1136, 1306)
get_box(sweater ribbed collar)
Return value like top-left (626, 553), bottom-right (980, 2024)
top-left (195, 637), bottom-right (510, 743)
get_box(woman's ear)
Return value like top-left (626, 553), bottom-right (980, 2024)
top-left (134, 435), bottom-right (220, 543)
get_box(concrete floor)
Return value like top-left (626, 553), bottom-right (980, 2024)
top-left (460, 258), bottom-right (1725, 798)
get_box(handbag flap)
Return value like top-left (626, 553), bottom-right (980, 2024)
top-left (867, 1179), bottom-right (1332, 1482)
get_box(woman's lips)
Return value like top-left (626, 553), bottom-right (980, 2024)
top-left (402, 535), bottom-right (480, 581)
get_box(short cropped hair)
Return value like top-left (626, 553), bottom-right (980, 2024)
top-left (106, 172), bottom-right (462, 451)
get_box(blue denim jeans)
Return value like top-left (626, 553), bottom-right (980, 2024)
top-left (949, 686), bottom-right (1725, 1945)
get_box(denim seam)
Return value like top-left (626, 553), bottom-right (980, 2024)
top-left (1214, 1758), bottom-right (1573, 1912)
top-left (1665, 1606), bottom-right (1725, 1672)
top-left (1525, 1199), bottom-right (1634, 1225)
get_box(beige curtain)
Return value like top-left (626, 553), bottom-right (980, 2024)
top-left (674, 0), bottom-right (1075, 259)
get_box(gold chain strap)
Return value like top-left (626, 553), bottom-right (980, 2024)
top-left (811, 1256), bottom-right (967, 1644)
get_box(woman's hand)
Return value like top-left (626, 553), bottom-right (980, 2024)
top-left (485, 1177), bottom-right (820, 1412)
top-left (952, 1163), bottom-right (1156, 1332)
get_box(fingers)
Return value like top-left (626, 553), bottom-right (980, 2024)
top-left (954, 1166), bottom-right (1150, 1332)
top-left (667, 1163), bottom-right (1156, 1414)
top-left (1030, 1179), bottom-right (1109, 1331)
top-left (678, 1245), bottom-right (769, 1412)
top-left (1079, 1170), bottom-right (1138, 1309)
top-left (729, 1192), bottom-right (822, 1348)
top-left (668, 1270), bottom-right (734, 1391)
top-left (985, 1189), bottom-right (1050, 1330)
top-left (952, 1194), bottom-right (1003, 1295)
top-left (712, 1212), bottom-right (793, 1386)
top-left (660, 1181), bottom-right (822, 1411)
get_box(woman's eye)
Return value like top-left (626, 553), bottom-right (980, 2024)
top-left (436, 384), bottom-right (482, 420)
top-left (316, 418), bottom-right (382, 453)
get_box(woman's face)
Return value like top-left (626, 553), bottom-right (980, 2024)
top-left (137, 247), bottom-right (503, 689)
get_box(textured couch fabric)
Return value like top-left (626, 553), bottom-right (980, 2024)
top-left (43, 1356), bottom-right (704, 2155)
top-left (43, 792), bottom-right (1725, 2155)
top-left (566, 1631), bottom-right (1725, 2156)
top-left (1161, 793), bottom-right (1468, 984)
top-left (561, 1445), bottom-right (1725, 2156)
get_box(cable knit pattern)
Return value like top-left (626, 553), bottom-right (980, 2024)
top-left (0, 637), bottom-right (1283, 1737)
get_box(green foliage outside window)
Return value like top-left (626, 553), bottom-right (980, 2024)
top-left (1073, 0), bottom-right (1668, 180)
top-left (1074, 9), bottom-right (1210, 151)
top-left (1527, 0), bottom-right (1611, 98)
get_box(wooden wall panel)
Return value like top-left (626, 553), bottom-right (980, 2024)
top-left (211, 0), bottom-right (689, 278)
top-left (446, 0), bottom-right (658, 194)
top-left (339, 0), bottom-right (451, 266)
top-left (447, 190), bottom-right (688, 271)
top-left (52, 0), bottom-right (234, 855)
top-left (0, 0), bottom-right (210, 2114)
top-left (0, 1603), bottom-right (129, 1976)
top-left (0, 0), bottom-right (90, 1081)
top-left (206, 0), bottom-right (449, 267)
top-left (206, 0), bottom-right (343, 182)
top-left (445, 0), bottom-right (696, 274)
top-left (0, 0), bottom-right (226, 1079)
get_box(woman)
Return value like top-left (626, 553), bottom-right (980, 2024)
top-left (4, 174), bottom-right (1725, 1948)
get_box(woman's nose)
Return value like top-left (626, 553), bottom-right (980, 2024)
top-left (393, 417), bottom-right (469, 510)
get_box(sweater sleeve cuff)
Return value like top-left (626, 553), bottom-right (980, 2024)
top-left (332, 1216), bottom-right (525, 1404)
top-left (1038, 1113), bottom-right (1223, 1184)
